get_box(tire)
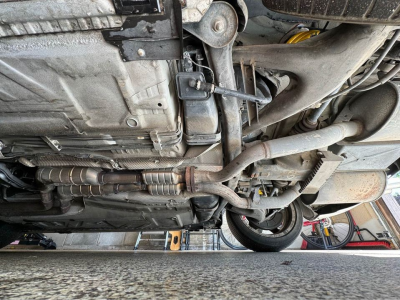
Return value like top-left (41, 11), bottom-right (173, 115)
top-left (220, 229), bottom-right (247, 250)
top-left (226, 201), bottom-right (303, 252)
top-left (263, 0), bottom-right (400, 25)
top-left (0, 222), bottom-right (22, 249)
top-left (220, 211), bottom-right (247, 250)
top-left (301, 211), bottom-right (355, 250)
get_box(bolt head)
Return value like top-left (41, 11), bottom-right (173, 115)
top-left (213, 20), bottom-right (225, 33)
top-left (137, 49), bottom-right (146, 57)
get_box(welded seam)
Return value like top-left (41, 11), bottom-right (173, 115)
top-left (262, 142), bottom-right (271, 160)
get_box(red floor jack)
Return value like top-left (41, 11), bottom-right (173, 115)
top-left (344, 211), bottom-right (392, 250)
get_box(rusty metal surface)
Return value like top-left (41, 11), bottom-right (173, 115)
top-left (313, 171), bottom-right (387, 205)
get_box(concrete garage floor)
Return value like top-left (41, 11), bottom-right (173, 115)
top-left (0, 250), bottom-right (399, 299)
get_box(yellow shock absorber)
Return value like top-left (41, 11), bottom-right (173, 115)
top-left (324, 227), bottom-right (330, 237)
top-left (286, 30), bottom-right (320, 44)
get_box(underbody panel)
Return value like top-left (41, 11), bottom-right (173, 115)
top-left (4, 196), bottom-right (195, 233)
top-left (0, 0), bottom-right (399, 240)
top-left (0, 31), bottom-right (183, 157)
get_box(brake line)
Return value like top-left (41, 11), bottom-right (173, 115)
top-left (352, 62), bottom-right (400, 92)
top-left (321, 29), bottom-right (400, 102)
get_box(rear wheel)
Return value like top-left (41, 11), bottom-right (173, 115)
top-left (0, 222), bottom-right (22, 249)
top-left (226, 201), bottom-right (303, 252)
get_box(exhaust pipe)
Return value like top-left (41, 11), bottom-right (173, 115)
top-left (187, 121), bottom-right (361, 187)
top-left (194, 182), bottom-right (301, 209)
top-left (187, 121), bottom-right (362, 209)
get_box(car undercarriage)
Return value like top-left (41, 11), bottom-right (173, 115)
top-left (1, 0), bottom-right (400, 251)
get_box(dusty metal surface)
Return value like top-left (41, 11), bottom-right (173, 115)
top-left (112, 0), bottom-right (161, 15)
top-left (103, 0), bottom-right (183, 61)
top-left (1, 194), bottom-right (195, 232)
top-left (233, 24), bottom-right (393, 137)
top-left (0, 0), bottom-right (399, 242)
top-left (0, 30), bottom-right (184, 156)
top-left (337, 82), bottom-right (400, 143)
top-left (182, 0), bottom-right (213, 23)
top-left (0, 31), bottom-right (178, 134)
top-left (184, 2), bottom-right (238, 48)
top-left (204, 43), bottom-right (242, 165)
top-left (332, 142), bottom-right (400, 172)
top-left (0, 0), bottom-right (123, 37)
top-left (192, 122), bottom-right (360, 184)
top-left (252, 152), bottom-right (319, 181)
top-left (300, 151), bottom-right (343, 194)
